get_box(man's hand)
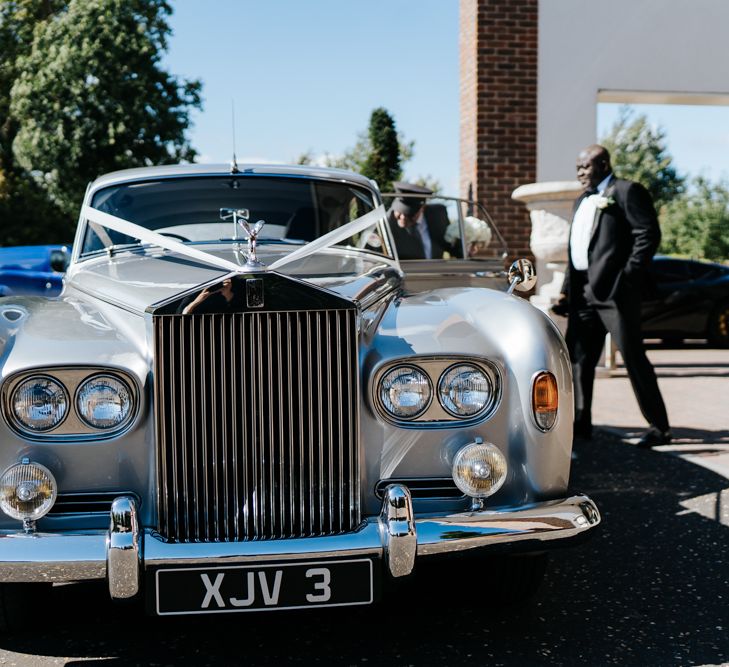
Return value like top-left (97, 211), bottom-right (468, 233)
top-left (550, 293), bottom-right (569, 317)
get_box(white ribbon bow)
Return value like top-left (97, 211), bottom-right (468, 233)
top-left (81, 203), bottom-right (387, 275)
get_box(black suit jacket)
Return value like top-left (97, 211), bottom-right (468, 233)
top-left (388, 203), bottom-right (461, 260)
top-left (562, 177), bottom-right (660, 304)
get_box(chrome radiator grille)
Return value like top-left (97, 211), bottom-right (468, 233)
top-left (153, 309), bottom-right (360, 542)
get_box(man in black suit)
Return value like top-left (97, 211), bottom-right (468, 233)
top-left (387, 182), bottom-right (461, 260)
top-left (553, 144), bottom-right (671, 448)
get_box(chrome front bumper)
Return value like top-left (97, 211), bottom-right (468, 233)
top-left (0, 487), bottom-right (600, 597)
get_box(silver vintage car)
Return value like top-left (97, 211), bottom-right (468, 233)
top-left (0, 164), bottom-right (599, 624)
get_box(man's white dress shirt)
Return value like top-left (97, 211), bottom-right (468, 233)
top-left (570, 174), bottom-right (612, 271)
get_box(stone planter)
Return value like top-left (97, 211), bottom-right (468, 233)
top-left (512, 181), bottom-right (582, 312)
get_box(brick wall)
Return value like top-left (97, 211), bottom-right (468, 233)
top-left (459, 0), bottom-right (538, 260)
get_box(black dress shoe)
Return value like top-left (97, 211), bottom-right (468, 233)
top-left (573, 424), bottom-right (593, 440)
top-left (636, 427), bottom-right (671, 449)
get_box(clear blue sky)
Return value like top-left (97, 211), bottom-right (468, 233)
top-left (164, 3), bottom-right (729, 194)
top-left (598, 103), bottom-right (729, 185)
top-left (164, 1), bottom-right (460, 193)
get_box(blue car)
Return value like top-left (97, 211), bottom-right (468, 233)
top-left (0, 245), bottom-right (70, 297)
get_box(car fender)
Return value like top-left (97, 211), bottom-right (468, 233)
top-left (0, 296), bottom-right (153, 527)
top-left (360, 287), bottom-right (573, 513)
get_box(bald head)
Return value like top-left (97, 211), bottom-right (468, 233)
top-left (576, 144), bottom-right (612, 191)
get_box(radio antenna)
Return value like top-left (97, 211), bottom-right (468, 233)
top-left (230, 100), bottom-right (239, 174)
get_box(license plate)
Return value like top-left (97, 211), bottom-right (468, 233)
top-left (154, 558), bottom-right (374, 615)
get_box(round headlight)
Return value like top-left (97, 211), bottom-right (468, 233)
top-left (452, 441), bottom-right (507, 498)
top-left (438, 364), bottom-right (494, 417)
top-left (76, 375), bottom-right (133, 429)
top-left (11, 376), bottom-right (68, 432)
top-left (378, 366), bottom-right (432, 419)
top-left (0, 461), bottom-right (57, 522)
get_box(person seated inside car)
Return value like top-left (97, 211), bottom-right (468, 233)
top-left (387, 182), bottom-right (462, 260)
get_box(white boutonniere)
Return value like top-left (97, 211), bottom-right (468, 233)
top-left (594, 195), bottom-right (615, 210)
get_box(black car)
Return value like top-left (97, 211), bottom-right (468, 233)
top-left (642, 256), bottom-right (729, 346)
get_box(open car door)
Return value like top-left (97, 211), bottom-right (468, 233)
top-left (380, 193), bottom-right (509, 293)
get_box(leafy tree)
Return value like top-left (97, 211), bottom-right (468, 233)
top-left (359, 107), bottom-right (402, 192)
top-left (0, 169), bottom-right (68, 245)
top-left (660, 177), bottom-right (729, 260)
top-left (0, 0), bottom-right (66, 175)
top-left (0, 0), bottom-right (70, 244)
top-left (295, 107), bottom-right (416, 192)
top-left (600, 107), bottom-right (684, 211)
top-left (7, 0), bottom-right (201, 239)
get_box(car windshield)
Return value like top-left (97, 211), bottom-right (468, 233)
top-left (81, 175), bottom-right (389, 257)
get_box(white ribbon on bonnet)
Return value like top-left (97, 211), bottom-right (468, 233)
top-left (80, 204), bottom-right (387, 275)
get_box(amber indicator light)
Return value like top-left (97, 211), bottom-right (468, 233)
top-left (533, 372), bottom-right (558, 413)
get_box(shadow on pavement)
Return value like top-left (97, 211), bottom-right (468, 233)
top-left (601, 425), bottom-right (729, 446)
top-left (1, 431), bottom-right (727, 666)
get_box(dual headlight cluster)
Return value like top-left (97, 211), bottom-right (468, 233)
top-left (376, 360), bottom-right (499, 423)
top-left (7, 372), bottom-right (135, 435)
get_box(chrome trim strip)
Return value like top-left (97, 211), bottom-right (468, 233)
top-left (258, 315), bottom-right (266, 534)
top-left (415, 495), bottom-right (601, 556)
top-left (297, 313), bottom-right (305, 531)
top-left (379, 484), bottom-right (416, 578)
top-left (326, 313), bottom-right (333, 532)
top-left (0, 532), bottom-right (107, 583)
top-left (286, 314), bottom-right (295, 537)
top-left (336, 311), bottom-right (344, 531)
top-left (107, 496), bottom-right (141, 599)
top-left (143, 524), bottom-right (383, 567)
top-left (0, 495), bottom-right (599, 583)
top-left (276, 313), bottom-right (285, 536)
top-left (316, 312), bottom-right (324, 534)
top-left (235, 315), bottom-right (244, 538)
top-left (191, 317), bottom-right (201, 537)
top-left (349, 312), bottom-right (360, 525)
top-left (306, 313), bottom-right (314, 534)
top-left (64, 282), bottom-right (147, 317)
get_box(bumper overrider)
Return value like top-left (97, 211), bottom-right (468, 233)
top-left (0, 486), bottom-right (600, 611)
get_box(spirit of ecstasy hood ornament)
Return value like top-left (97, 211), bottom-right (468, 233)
top-left (220, 208), bottom-right (266, 268)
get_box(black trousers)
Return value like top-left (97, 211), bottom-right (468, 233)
top-left (565, 271), bottom-right (669, 434)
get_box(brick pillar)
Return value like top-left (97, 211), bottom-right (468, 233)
top-left (459, 0), bottom-right (538, 260)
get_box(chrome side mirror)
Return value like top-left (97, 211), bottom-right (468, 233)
top-left (507, 258), bottom-right (537, 294)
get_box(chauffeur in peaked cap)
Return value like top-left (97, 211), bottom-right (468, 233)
top-left (387, 182), bottom-right (460, 260)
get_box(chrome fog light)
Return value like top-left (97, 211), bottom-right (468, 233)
top-left (0, 460), bottom-right (57, 523)
top-left (11, 376), bottom-right (68, 432)
top-left (438, 364), bottom-right (494, 417)
top-left (76, 374), bottom-right (133, 429)
top-left (378, 365), bottom-right (432, 419)
top-left (452, 441), bottom-right (507, 498)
